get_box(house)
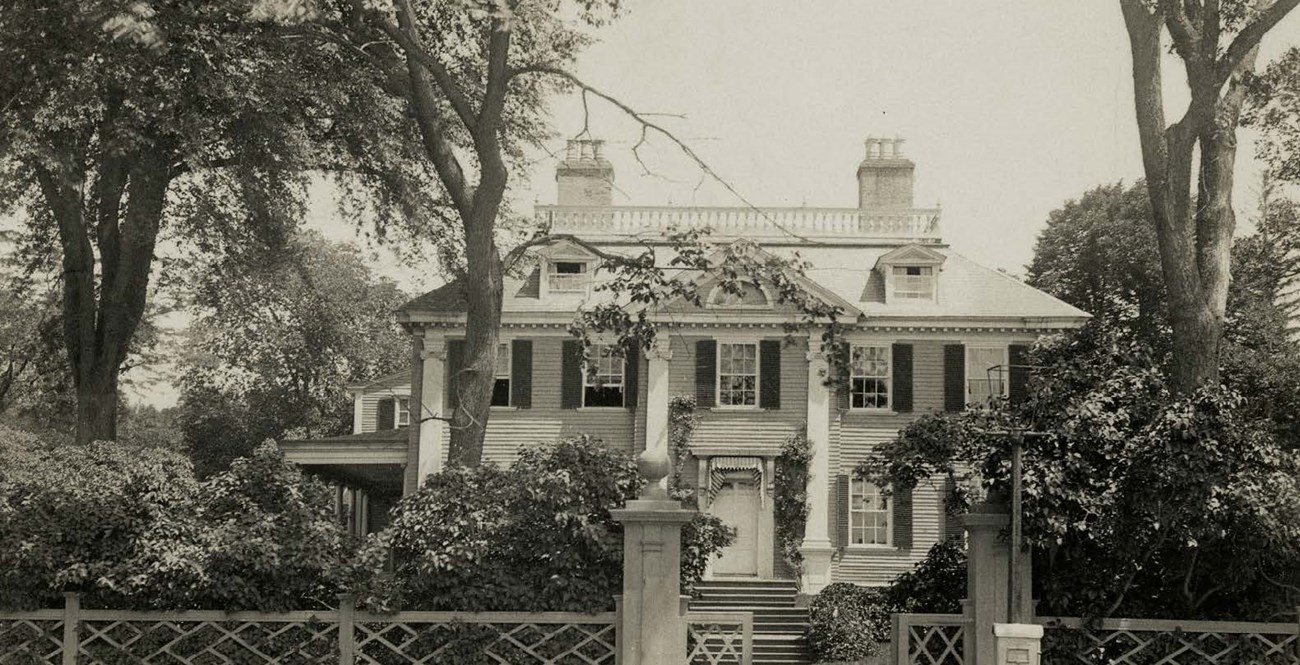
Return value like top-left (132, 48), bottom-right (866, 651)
top-left (283, 137), bottom-right (1088, 593)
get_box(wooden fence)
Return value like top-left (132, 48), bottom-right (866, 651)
top-left (891, 612), bottom-right (970, 665)
top-left (1037, 616), bottom-right (1300, 665)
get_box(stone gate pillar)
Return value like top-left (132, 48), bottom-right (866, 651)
top-left (612, 441), bottom-right (695, 665)
top-left (962, 501), bottom-right (1033, 665)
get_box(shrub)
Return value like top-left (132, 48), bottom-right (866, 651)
top-left (774, 428), bottom-right (810, 579)
top-left (806, 583), bottom-right (892, 663)
top-left (355, 435), bottom-right (732, 612)
top-left (805, 541), bottom-right (968, 662)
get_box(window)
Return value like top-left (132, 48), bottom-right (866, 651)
top-left (892, 266), bottom-right (935, 300)
top-left (850, 345), bottom-right (890, 409)
top-left (396, 397), bottom-right (410, 427)
top-left (492, 343), bottom-right (511, 406)
top-left (717, 342), bottom-right (759, 406)
top-left (548, 261), bottom-right (588, 292)
top-left (708, 281), bottom-right (769, 308)
top-left (849, 479), bottom-right (891, 546)
top-left (966, 346), bottom-right (1007, 404)
top-left (583, 344), bottom-right (625, 407)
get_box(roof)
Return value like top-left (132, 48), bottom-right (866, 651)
top-left (398, 240), bottom-right (1089, 327)
top-left (347, 370), bottom-right (409, 392)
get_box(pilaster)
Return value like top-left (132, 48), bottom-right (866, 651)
top-left (800, 335), bottom-right (834, 593)
top-left (417, 333), bottom-right (447, 487)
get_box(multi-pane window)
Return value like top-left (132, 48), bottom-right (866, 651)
top-left (396, 397), bottom-right (410, 427)
top-left (491, 343), bottom-right (511, 407)
top-left (717, 342), bottom-right (759, 406)
top-left (850, 345), bottom-right (890, 409)
top-left (966, 346), bottom-right (1007, 404)
top-left (583, 344), bottom-right (625, 407)
top-left (548, 261), bottom-right (588, 292)
top-left (849, 479), bottom-right (891, 546)
top-left (892, 266), bottom-right (935, 300)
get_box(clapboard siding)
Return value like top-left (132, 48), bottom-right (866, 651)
top-left (357, 373), bottom-right (412, 433)
top-left (831, 477), bottom-right (944, 586)
top-left (669, 335), bottom-right (808, 455)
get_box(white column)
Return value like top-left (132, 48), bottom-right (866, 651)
top-left (417, 334), bottom-right (447, 485)
top-left (801, 335), bottom-right (835, 593)
top-left (643, 338), bottom-right (673, 496)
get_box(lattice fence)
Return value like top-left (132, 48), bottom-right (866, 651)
top-left (0, 596), bottom-right (618, 665)
top-left (891, 613), bottom-right (969, 665)
top-left (1039, 616), bottom-right (1300, 665)
top-left (685, 611), bottom-right (752, 665)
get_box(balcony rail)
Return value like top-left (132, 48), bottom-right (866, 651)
top-left (539, 205), bottom-right (942, 243)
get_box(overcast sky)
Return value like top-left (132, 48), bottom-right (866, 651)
top-left (137, 2), bottom-right (1300, 407)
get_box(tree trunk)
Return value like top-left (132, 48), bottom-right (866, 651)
top-left (448, 228), bottom-right (503, 466)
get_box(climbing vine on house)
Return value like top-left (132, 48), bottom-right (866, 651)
top-left (668, 395), bottom-right (700, 504)
top-left (774, 428), bottom-right (811, 580)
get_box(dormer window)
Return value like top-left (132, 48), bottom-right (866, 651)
top-left (548, 261), bottom-right (588, 293)
top-left (891, 266), bottom-right (935, 300)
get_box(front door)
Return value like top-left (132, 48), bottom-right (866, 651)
top-left (711, 478), bottom-right (761, 576)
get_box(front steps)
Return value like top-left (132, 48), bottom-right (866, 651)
top-left (690, 579), bottom-right (812, 665)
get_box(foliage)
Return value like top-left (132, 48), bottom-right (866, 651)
top-left (178, 230), bottom-right (410, 476)
top-left (774, 427), bottom-right (810, 580)
top-left (859, 329), bottom-right (1300, 620)
top-left (806, 583), bottom-right (891, 663)
top-left (353, 435), bottom-right (732, 613)
top-left (805, 541), bottom-right (966, 663)
top-left (0, 429), bottom-right (353, 611)
top-left (668, 395), bottom-right (700, 501)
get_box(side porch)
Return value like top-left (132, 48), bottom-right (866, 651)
top-left (280, 428), bottom-right (408, 537)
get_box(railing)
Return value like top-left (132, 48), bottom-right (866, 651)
top-left (539, 205), bottom-right (943, 243)
top-left (685, 610), bottom-right (753, 665)
top-left (0, 593), bottom-right (618, 664)
top-left (1038, 616), bottom-right (1300, 665)
top-left (892, 613), bottom-right (970, 665)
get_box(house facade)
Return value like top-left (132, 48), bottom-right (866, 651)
top-left (283, 137), bottom-right (1088, 593)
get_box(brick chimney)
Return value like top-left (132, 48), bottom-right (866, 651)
top-left (857, 136), bottom-right (915, 208)
top-left (556, 139), bottom-right (614, 206)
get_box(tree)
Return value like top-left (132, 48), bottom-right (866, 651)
top-left (0, 1), bottom-right (431, 444)
top-left (177, 230), bottom-right (410, 476)
top-left (1118, 0), bottom-right (1300, 392)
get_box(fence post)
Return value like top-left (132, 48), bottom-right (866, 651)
top-left (61, 592), bottom-right (79, 665)
top-left (962, 503), bottom-right (1011, 665)
top-left (338, 593), bottom-right (355, 665)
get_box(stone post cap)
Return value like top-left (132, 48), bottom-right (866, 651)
top-left (993, 623), bottom-right (1044, 639)
top-left (611, 500), bottom-right (696, 524)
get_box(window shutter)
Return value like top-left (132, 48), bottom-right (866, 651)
top-left (942, 476), bottom-right (964, 542)
top-left (892, 484), bottom-right (914, 549)
top-left (759, 340), bottom-right (782, 409)
top-left (892, 343), bottom-right (914, 413)
top-left (943, 344), bottom-right (965, 412)
top-left (377, 397), bottom-right (395, 430)
top-left (695, 340), bottom-right (717, 408)
top-left (446, 339), bottom-right (465, 414)
top-left (624, 345), bottom-right (640, 409)
top-left (561, 340), bottom-right (583, 409)
top-left (1008, 344), bottom-right (1030, 405)
top-left (835, 344), bottom-right (851, 410)
top-left (511, 340), bottom-right (533, 409)
top-left (835, 474), bottom-right (850, 548)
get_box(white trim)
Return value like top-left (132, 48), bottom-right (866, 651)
top-left (715, 340), bottom-right (761, 408)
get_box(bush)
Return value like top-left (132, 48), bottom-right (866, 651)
top-left (774, 428), bottom-right (810, 579)
top-left (805, 541), bottom-right (967, 662)
top-left (354, 435), bottom-right (732, 612)
top-left (806, 583), bottom-right (892, 663)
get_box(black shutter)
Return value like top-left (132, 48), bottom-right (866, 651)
top-left (835, 343), bottom-right (851, 410)
top-left (695, 340), bottom-right (717, 408)
top-left (377, 397), bottom-right (395, 430)
top-left (892, 484), bottom-right (914, 549)
top-left (759, 340), bottom-right (782, 409)
top-left (446, 339), bottom-right (465, 414)
top-left (623, 345), bottom-right (640, 409)
top-left (942, 476), bottom-right (964, 542)
top-left (892, 343), bottom-right (914, 413)
top-left (561, 340), bottom-right (583, 409)
top-left (1008, 344), bottom-right (1030, 405)
top-left (511, 340), bottom-right (533, 409)
top-left (943, 344), bottom-right (965, 412)
top-left (835, 475), bottom-right (850, 547)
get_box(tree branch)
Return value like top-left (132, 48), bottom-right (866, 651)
top-left (1217, 0), bottom-right (1300, 87)
top-left (375, 0), bottom-right (480, 132)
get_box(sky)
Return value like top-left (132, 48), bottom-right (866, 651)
top-left (133, 2), bottom-right (1300, 407)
